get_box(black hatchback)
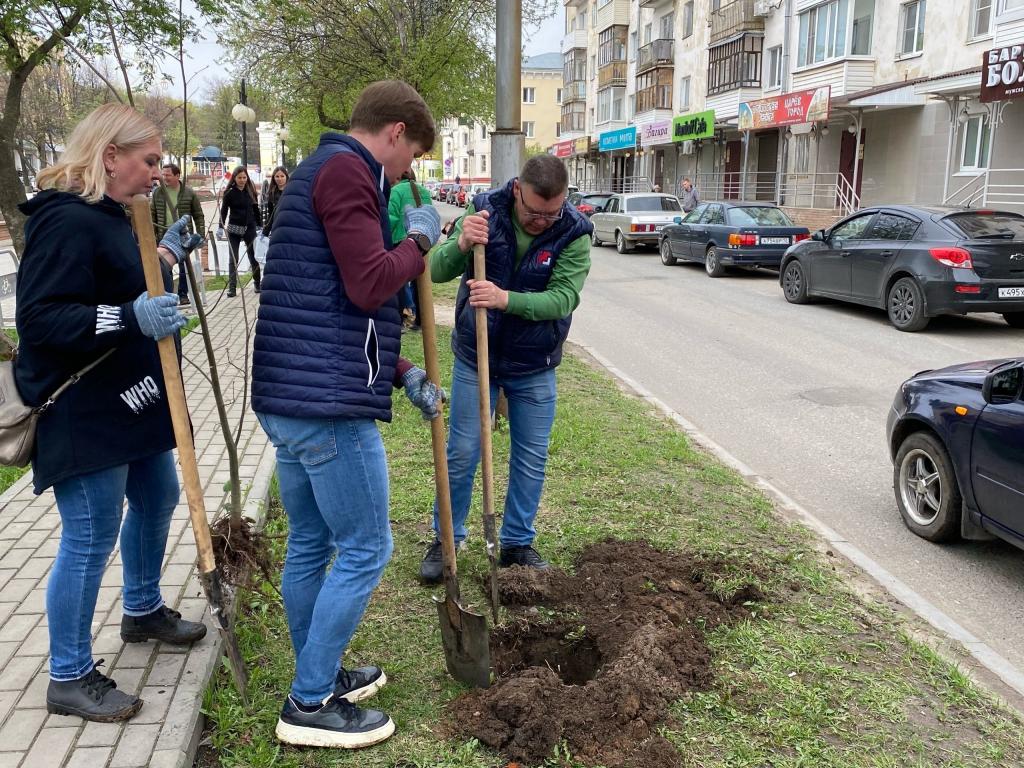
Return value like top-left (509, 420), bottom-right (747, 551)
top-left (779, 205), bottom-right (1024, 331)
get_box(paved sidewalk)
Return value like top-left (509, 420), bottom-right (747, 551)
top-left (0, 282), bottom-right (276, 768)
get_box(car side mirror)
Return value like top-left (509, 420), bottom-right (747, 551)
top-left (594, 206), bottom-right (604, 213)
top-left (811, 229), bottom-right (827, 242)
top-left (982, 363), bottom-right (1024, 404)
top-left (673, 216), bottom-right (682, 224)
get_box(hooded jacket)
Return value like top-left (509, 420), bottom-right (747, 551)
top-left (15, 190), bottom-right (176, 493)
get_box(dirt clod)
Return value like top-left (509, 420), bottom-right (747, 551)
top-left (447, 540), bottom-right (760, 767)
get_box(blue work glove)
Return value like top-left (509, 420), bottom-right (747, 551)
top-left (159, 216), bottom-right (204, 263)
top-left (402, 366), bottom-right (446, 420)
top-left (133, 292), bottom-right (187, 340)
top-left (403, 205), bottom-right (441, 247)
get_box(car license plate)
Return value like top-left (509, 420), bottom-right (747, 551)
top-left (999, 286), bottom-right (1024, 298)
top-left (655, 225), bottom-right (664, 231)
top-left (759, 237), bottom-right (790, 245)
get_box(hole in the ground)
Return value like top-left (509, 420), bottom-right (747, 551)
top-left (492, 622), bottom-right (603, 685)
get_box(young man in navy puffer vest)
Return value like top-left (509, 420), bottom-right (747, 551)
top-left (251, 81), bottom-right (444, 750)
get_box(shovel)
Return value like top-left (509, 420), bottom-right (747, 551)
top-left (472, 244), bottom-right (501, 624)
top-left (130, 196), bottom-right (249, 699)
top-left (416, 249), bottom-right (491, 689)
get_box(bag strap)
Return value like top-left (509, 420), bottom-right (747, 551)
top-left (36, 349), bottom-right (116, 415)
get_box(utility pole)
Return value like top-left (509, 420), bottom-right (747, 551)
top-left (491, 0), bottom-right (524, 187)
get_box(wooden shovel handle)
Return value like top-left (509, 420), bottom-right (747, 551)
top-left (472, 245), bottom-right (496, 542)
top-left (130, 195), bottom-right (217, 576)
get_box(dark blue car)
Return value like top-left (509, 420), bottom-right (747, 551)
top-left (886, 357), bottom-right (1024, 549)
top-left (658, 201), bottom-right (810, 277)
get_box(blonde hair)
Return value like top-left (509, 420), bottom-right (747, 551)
top-left (36, 103), bottom-right (161, 203)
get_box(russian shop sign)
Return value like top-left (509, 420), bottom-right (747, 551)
top-left (551, 140), bottom-right (574, 158)
top-left (672, 110), bottom-right (715, 141)
top-left (982, 43), bottom-right (1024, 102)
top-left (640, 120), bottom-right (672, 147)
top-left (573, 137), bottom-right (591, 156)
top-left (738, 86), bottom-right (831, 130)
top-left (599, 126), bottom-right (637, 152)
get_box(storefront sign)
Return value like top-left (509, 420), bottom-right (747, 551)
top-left (552, 140), bottom-right (574, 158)
top-left (599, 126), bottom-right (637, 152)
top-left (738, 86), bottom-right (831, 130)
top-left (981, 43), bottom-right (1024, 102)
top-left (671, 110), bottom-right (715, 142)
top-left (640, 120), bottom-right (672, 147)
top-left (573, 137), bottom-right (591, 156)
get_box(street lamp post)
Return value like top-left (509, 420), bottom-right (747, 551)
top-left (278, 113), bottom-right (290, 168)
top-left (231, 79), bottom-right (256, 169)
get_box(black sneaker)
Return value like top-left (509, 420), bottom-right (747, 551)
top-left (121, 605), bottom-right (208, 646)
top-left (419, 539), bottom-right (466, 585)
top-left (335, 665), bottom-right (387, 703)
top-left (275, 694), bottom-right (395, 748)
top-left (499, 545), bottom-right (550, 570)
top-left (47, 661), bottom-right (142, 722)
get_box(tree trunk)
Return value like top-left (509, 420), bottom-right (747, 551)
top-left (0, 72), bottom-right (31, 258)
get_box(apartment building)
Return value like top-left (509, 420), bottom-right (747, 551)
top-left (557, 0), bottom-right (1024, 218)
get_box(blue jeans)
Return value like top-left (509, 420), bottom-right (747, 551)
top-left (256, 413), bottom-right (393, 705)
top-left (433, 358), bottom-right (557, 548)
top-left (48, 451), bottom-right (179, 681)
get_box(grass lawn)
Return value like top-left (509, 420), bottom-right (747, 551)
top-left (201, 322), bottom-right (1024, 768)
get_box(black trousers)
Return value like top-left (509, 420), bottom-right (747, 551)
top-left (227, 228), bottom-right (261, 292)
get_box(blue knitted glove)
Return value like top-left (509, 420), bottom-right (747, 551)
top-left (133, 292), bottom-right (187, 340)
top-left (402, 367), bottom-right (446, 420)
top-left (159, 216), bottom-right (203, 263)
top-left (403, 205), bottom-right (441, 247)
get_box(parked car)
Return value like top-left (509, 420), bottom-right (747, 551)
top-left (590, 193), bottom-right (683, 253)
top-left (568, 192), bottom-right (613, 218)
top-left (886, 357), bottom-right (1024, 550)
top-left (467, 183), bottom-right (491, 202)
top-left (780, 205), bottom-right (1024, 331)
top-left (447, 185), bottom-right (467, 205)
top-left (659, 201), bottom-right (810, 276)
top-left (455, 186), bottom-right (468, 207)
top-left (436, 183), bottom-right (456, 203)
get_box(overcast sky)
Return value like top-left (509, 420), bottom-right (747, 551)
top-left (161, 7), bottom-right (565, 101)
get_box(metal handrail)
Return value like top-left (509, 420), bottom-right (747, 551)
top-left (637, 39), bottom-right (674, 73)
top-left (943, 173), bottom-right (986, 207)
top-left (835, 173), bottom-right (861, 217)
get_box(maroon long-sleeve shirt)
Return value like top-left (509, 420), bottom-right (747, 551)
top-left (312, 151), bottom-right (423, 382)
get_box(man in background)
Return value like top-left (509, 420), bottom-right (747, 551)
top-left (151, 163), bottom-right (205, 305)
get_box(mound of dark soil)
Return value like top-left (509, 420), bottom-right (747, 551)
top-left (447, 540), bottom-right (762, 767)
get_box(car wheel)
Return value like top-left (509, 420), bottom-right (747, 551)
top-left (660, 239), bottom-right (677, 266)
top-left (705, 246), bottom-right (726, 277)
top-left (894, 431), bottom-right (962, 542)
top-left (592, 230), bottom-right (602, 247)
top-left (615, 231), bottom-right (632, 254)
top-left (781, 260), bottom-right (810, 304)
top-left (887, 277), bottom-right (929, 332)
top-left (1003, 312), bottom-right (1024, 328)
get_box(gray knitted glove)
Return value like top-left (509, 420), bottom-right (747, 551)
top-left (403, 205), bottom-right (441, 247)
top-left (133, 292), bottom-right (187, 340)
top-left (159, 216), bottom-right (203, 263)
top-left (402, 367), bottom-right (446, 420)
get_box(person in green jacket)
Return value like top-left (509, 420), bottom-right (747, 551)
top-left (151, 163), bottom-right (206, 305)
top-left (387, 170), bottom-right (433, 328)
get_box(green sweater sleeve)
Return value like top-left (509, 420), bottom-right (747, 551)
top-left (430, 203), bottom-right (474, 282)
top-left (388, 186), bottom-right (406, 244)
top-left (504, 234), bottom-right (592, 321)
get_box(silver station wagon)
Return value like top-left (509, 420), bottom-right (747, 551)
top-left (590, 193), bottom-right (683, 254)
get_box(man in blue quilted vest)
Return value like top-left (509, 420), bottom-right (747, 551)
top-left (419, 155), bottom-right (593, 583)
top-left (250, 81), bottom-right (444, 750)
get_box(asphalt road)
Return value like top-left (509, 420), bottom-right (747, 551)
top-left (561, 238), bottom-right (1024, 671)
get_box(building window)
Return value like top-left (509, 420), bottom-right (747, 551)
top-left (659, 13), bottom-right (674, 40)
top-left (636, 69), bottom-right (673, 112)
top-left (556, 87), bottom-right (563, 103)
top-left (599, 26), bottom-right (627, 66)
top-left (998, 0), bottom-right (1024, 12)
top-left (590, 54), bottom-right (597, 79)
top-left (680, 75), bottom-right (691, 109)
top-left (793, 134), bottom-right (811, 174)
top-left (767, 45), bottom-right (782, 87)
top-left (597, 87), bottom-right (625, 123)
top-left (579, 10), bottom-right (587, 29)
top-left (523, 87), bottom-right (536, 104)
top-left (630, 31), bottom-right (638, 61)
top-left (592, 3), bottom-right (598, 26)
top-left (564, 49), bottom-right (587, 83)
top-left (851, 0), bottom-right (874, 54)
top-left (556, 123), bottom-right (561, 137)
top-left (522, 121), bottom-right (535, 138)
top-left (628, 94), bottom-right (635, 119)
top-left (683, 1), bottom-right (695, 38)
top-left (462, 158), bottom-right (469, 175)
top-left (708, 34), bottom-right (763, 95)
top-left (899, 0), bottom-right (926, 56)
top-left (797, 0), bottom-right (849, 67)
top-left (971, 0), bottom-right (993, 37)
top-left (481, 155), bottom-right (487, 173)
top-left (643, 23), bottom-right (652, 45)
top-left (480, 124), bottom-right (487, 139)
top-left (462, 132), bottom-right (468, 146)
top-left (961, 115), bottom-right (991, 171)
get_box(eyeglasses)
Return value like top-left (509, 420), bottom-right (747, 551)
top-left (517, 186), bottom-right (564, 222)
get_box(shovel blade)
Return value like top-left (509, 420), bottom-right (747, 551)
top-left (434, 595), bottom-right (491, 688)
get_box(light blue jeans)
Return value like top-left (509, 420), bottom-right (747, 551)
top-left (433, 358), bottom-right (558, 548)
top-left (48, 451), bottom-right (178, 681)
top-left (256, 412), bottom-right (393, 705)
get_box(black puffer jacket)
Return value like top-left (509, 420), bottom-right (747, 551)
top-left (15, 190), bottom-right (176, 493)
top-left (219, 185), bottom-right (261, 231)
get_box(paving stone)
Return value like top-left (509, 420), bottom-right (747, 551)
top-left (109, 722), bottom-right (160, 767)
top-left (0, 751), bottom-right (25, 768)
top-left (0, 580), bottom-right (36, 604)
top-left (64, 746), bottom-right (112, 768)
top-left (14, 559), bottom-right (49, 582)
top-left (0, 689), bottom-right (20, 723)
top-left (113, 642), bottom-right (154, 670)
top-left (0, 614), bottom-right (39, 644)
top-left (0, 707), bottom-right (48, 751)
top-left (94, 586), bottom-right (121, 616)
top-left (76, 720), bottom-right (122, 747)
top-left (11, 531), bottom-right (47, 550)
top-left (168, 544), bottom-right (197, 565)
top-left (20, 624), bottom-right (48, 655)
top-left (99, 568), bottom-right (124, 588)
top-left (20, 726), bottom-right (77, 768)
top-left (0, 641), bottom-right (19, 670)
top-left (146, 655), bottom-right (185, 687)
top-left (132, 686), bottom-right (172, 724)
top-left (31, 540), bottom-right (57, 558)
top-left (90, 625), bottom-right (124, 656)
top-left (0, 571), bottom-right (16, 591)
top-left (0, 655), bottom-right (45, 691)
top-left (0, 551), bottom-right (31, 572)
top-left (110, 667), bottom-right (144, 696)
top-left (0, 604), bottom-right (16, 628)
top-left (159, 564), bottom-right (192, 588)
top-left (16, 590), bottom-right (45, 615)
top-left (22, 670), bottom-right (49, 708)
top-left (147, 748), bottom-right (187, 768)
top-left (0, 523), bottom-right (31, 541)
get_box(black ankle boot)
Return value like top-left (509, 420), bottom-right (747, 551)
top-left (121, 605), bottom-right (207, 645)
top-left (47, 662), bottom-right (142, 722)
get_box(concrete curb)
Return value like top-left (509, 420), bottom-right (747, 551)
top-left (151, 438), bottom-right (277, 768)
top-left (572, 340), bottom-right (1024, 702)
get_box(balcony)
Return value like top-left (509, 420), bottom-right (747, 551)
top-left (564, 0), bottom-right (588, 7)
top-left (637, 39), bottom-right (674, 74)
top-left (561, 103), bottom-right (587, 133)
top-left (562, 80), bottom-right (587, 103)
top-left (562, 27), bottom-right (588, 51)
top-left (598, 60), bottom-right (627, 88)
top-left (636, 85), bottom-right (673, 113)
top-left (639, 0), bottom-right (672, 7)
top-left (709, 0), bottom-right (765, 45)
top-left (596, 0), bottom-right (630, 33)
